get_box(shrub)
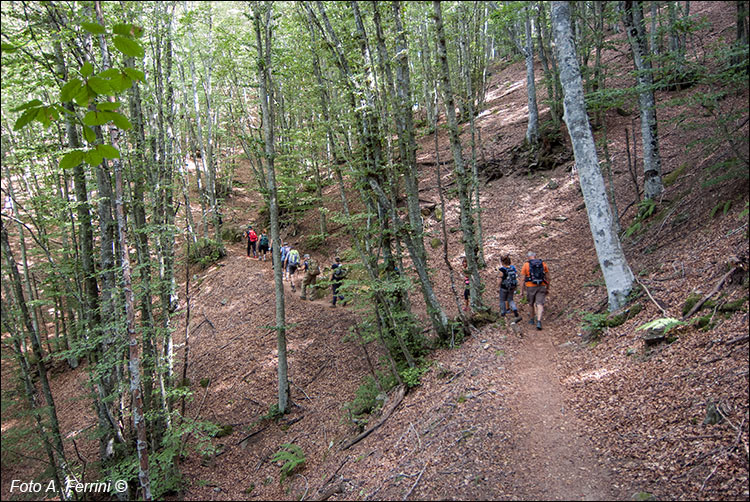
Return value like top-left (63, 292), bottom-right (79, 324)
top-left (188, 239), bottom-right (226, 270)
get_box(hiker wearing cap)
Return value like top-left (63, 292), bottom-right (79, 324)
top-left (246, 226), bottom-right (258, 258)
top-left (499, 254), bottom-right (521, 320)
top-left (300, 254), bottom-right (321, 300)
top-left (521, 251), bottom-right (550, 331)
top-left (330, 257), bottom-right (347, 307)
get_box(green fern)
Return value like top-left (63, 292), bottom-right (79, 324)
top-left (636, 317), bottom-right (686, 334)
top-left (271, 443), bottom-right (305, 483)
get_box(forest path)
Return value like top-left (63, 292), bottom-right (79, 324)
top-left (501, 320), bottom-right (614, 500)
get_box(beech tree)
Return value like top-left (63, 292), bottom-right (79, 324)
top-left (552, 0), bottom-right (634, 311)
top-left (622, 0), bottom-right (664, 200)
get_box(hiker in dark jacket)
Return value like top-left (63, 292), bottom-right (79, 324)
top-left (499, 254), bottom-right (521, 320)
top-left (521, 251), bottom-right (551, 331)
top-left (330, 257), bottom-right (346, 307)
top-left (462, 256), bottom-right (470, 312)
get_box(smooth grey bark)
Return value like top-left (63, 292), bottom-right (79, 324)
top-left (622, 0), bottom-right (664, 200)
top-left (94, 3), bottom-right (152, 497)
top-left (524, 5), bottom-right (539, 145)
top-left (253, 2), bottom-right (289, 414)
top-left (433, 0), bottom-right (484, 310)
top-left (552, 1), bottom-right (634, 311)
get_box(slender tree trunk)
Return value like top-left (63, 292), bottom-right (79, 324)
top-left (525, 5), bottom-right (539, 145)
top-left (253, 2), bottom-right (289, 414)
top-left (622, 0), bottom-right (664, 200)
top-left (552, 0), bottom-right (634, 311)
top-left (433, 0), bottom-right (484, 311)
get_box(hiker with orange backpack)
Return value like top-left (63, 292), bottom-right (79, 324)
top-left (521, 251), bottom-right (550, 330)
top-left (246, 226), bottom-right (258, 258)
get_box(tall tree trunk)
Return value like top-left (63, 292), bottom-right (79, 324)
top-left (525, 5), bottom-right (539, 145)
top-left (253, 1), bottom-right (289, 414)
top-left (433, 0), bottom-right (484, 311)
top-left (622, 0), bottom-right (664, 200)
top-left (552, 0), bottom-right (634, 311)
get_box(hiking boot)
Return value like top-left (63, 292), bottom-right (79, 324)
top-left (528, 318), bottom-right (535, 325)
top-left (536, 320), bottom-right (542, 331)
top-left (513, 310), bottom-right (520, 319)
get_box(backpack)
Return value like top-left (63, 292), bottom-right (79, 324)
top-left (259, 234), bottom-right (268, 247)
top-left (248, 230), bottom-right (257, 242)
top-left (288, 250), bottom-right (300, 266)
top-left (332, 264), bottom-right (347, 280)
top-left (307, 259), bottom-right (320, 276)
top-left (501, 265), bottom-right (518, 290)
top-left (527, 259), bottom-right (546, 285)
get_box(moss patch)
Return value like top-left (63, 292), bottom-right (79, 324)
top-left (682, 293), bottom-right (703, 316)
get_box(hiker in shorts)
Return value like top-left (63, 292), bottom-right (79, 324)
top-left (246, 226), bottom-right (258, 258)
top-left (300, 254), bottom-right (320, 300)
top-left (499, 254), bottom-right (521, 320)
top-left (521, 251), bottom-right (550, 331)
top-left (258, 229), bottom-right (269, 261)
top-left (330, 257), bottom-right (346, 307)
top-left (287, 244), bottom-right (301, 291)
top-left (462, 256), bottom-right (470, 312)
top-left (279, 242), bottom-right (291, 279)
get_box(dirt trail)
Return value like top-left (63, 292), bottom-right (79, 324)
top-left (505, 326), bottom-right (613, 500)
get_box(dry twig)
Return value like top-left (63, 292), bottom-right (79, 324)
top-left (403, 462), bottom-right (428, 501)
top-left (635, 276), bottom-right (669, 317)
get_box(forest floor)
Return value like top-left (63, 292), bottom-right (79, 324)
top-left (1, 1), bottom-right (748, 501)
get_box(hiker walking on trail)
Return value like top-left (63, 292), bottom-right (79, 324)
top-left (280, 242), bottom-right (291, 279)
top-left (287, 245), bottom-right (301, 292)
top-left (246, 226), bottom-right (258, 259)
top-left (499, 254), bottom-right (521, 320)
top-left (300, 254), bottom-right (320, 300)
top-left (258, 229), bottom-right (269, 261)
top-left (521, 251), bottom-right (550, 331)
top-left (462, 256), bottom-right (471, 312)
top-left (330, 257), bottom-right (347, 307)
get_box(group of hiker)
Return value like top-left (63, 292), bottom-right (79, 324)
top-left (249, 225), bottom-right (549, 324)
top-left (463, 251), bottom-right (550, 331)
top-left (246, 225), bottom-right (347, 307)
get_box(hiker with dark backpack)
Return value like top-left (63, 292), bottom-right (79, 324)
top-left (287, 244), bottom-right (301, 292)
top-left (300, 254), bottom-right (321, 300)
top-left (280, 242), bottom-right (291, 279)
top-left (258, 229), bottom-right (269, 261)
top-left (499, 254), bottom-right (521, 320)
top-left (521, 251), bottom-right (550, 330)
top-left (246, 226), bottom-right (258, 258)
top-left (461, 256), bottom-right (470, 312)
top-left (330, 257), bottom-right (347, 307)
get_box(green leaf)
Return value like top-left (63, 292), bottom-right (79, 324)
top-left (74, 85), bottom-right (91, 106)
top-left (60, 150), bottom-right (85, 170)
top-left (81, 22), bottom-right (106, 35)
top-left (109, 112), bottom-right (132, 130)
top-left (112, 23), bottom-right (132, 36)
top-left (60, 79), bottom-right (83, 102)
top-left (87, 76), bottom-right (112, 95)
top-left (82, 126), bottom-right (97, 144)
top-left (122, 68), bottom-right (145, 82)
top-left (12, 99), bottom-right (43, 112)
top-left (97, 101), bottom-right (121, 111)
top-left (107, 73), bottom-right (132, 93)
top-left (1, 42), bottom-right (18, 52)
top-left (85, 148), bottom-right (104, 167)
top-left (636, 317), bottom-right (682, 331)
top-left (113, 35), bottom-right (144, 58)
top-left (14, 108), bottom-right (38, 130)
top-left (97, 144), bottom-right (120, 159)
top-left (81, 62), bottom-right (94, 78)
top-left (83, 110), bottom-right (110, 126)
top-left (36, 107), bottom-right (51, 128)
top-left (98, 68), bottom-right (121, 79)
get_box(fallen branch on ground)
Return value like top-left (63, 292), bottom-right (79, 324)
top-left (682, 267), bottom-right (738, 320)
top-left (340, 384), bottom-right (406, 450)
top-left (403, 462), bottom-right (428, 501)
top-left (635, 276), bottom-right (669, 317)
top-left (316, 483), bottom-right (343, 501)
